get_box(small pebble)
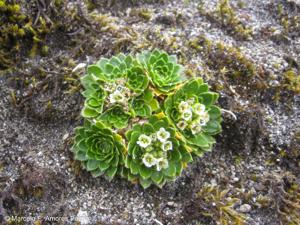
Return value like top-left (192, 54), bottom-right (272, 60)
top-left (238, 204), bottom-right (252, 213)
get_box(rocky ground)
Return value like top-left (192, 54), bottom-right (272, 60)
top-left (0, 0), bottom-right (299, 224)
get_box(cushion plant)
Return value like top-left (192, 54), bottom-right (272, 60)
top-left (72, 49), bottom-right (222, 188)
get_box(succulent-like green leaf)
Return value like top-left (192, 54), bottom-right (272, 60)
top-left (151, 171), bottom-right (164, 184)
top-left (162, 163), bottom-right (176, 177)
top-left (149, 98), bottom-right (160, 111)
top-left (140, 178), bottom-right (152, 189)
top-left (75, 151), bottom-right (87, 161)
top-left (132, 99), bottom-right (151, 117)
top-left (87, 159), bottom-right (101, 171)
top-left (81, 106), bottom-right (99, 118)
top-left (130, 160), bottom-right (140, 175)
top-left (127, 66), bottom-right (149, 93)
top-left (91, 169), bottom-right (103, 178)
top-left (139, 165), bottom-right (153, 179)
top-left (106, 166), bottom-right (118, 181)
top-left (98, 105), bottom-right (131, 129)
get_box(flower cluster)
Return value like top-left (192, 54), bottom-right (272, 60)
top-left (137, 128), bottom-right (172, 171)
top-left (72, 50), bottom-right (222, 188)
top-left (177, 99), bottom-right (210, 135)
top-left (104, 79), bottom-right (133, 111)
top-left (124, 115), bottom-right (193, 188)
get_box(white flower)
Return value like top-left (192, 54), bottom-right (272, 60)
top-left (198, 112), bottom-right (210, 126)
top-left (156, 158), bottom-right (169, 171)
top-left (142, 153), bottom-right (157, 167)
top-left (190, 121), bottom-right (202, 135)
top-left (176, 120), bottom-right (187, 130)
top-left (178, 101), bottom-right (190, 112)
top-left (109, 90), bottom-right (125, 104)
top-left (193, 103), bottom-right (206, 116)
top-left (187, 97), bottom-right (195, 105)
top-left (181, 109), bottom-right (193, 121)
top-left (156, 128), bottom-right (170, 143)
top-left (162, 141), bottom-right (173, 151)
top-left (137, 134), bottom-right (152, 148)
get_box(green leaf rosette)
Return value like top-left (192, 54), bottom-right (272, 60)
top-left (71, 120), bottom-right (126, 180)
top-left (164, 78), bottom-right (222, 156)
top-left (124, 114), bottom-right (193, 188)
top-left (137, 49), bottom-right (184, 93)
top-left (80, 54), bottom-right (158, 129)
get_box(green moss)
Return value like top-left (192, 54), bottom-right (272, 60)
top-left (273, 2), bottom-right (300, 36)
top-left (199, 0), bottom-right (253, 40)
top-left (188, 36), bottom-right (256, 78)
top-left (272, 173), bottom-right (300, 224)
top-left (85, 0), bottom-right (97, 11)
top-left (283, 70), bottom-right (300, 94)
top-left (256, 195), bottom-right (272, 208)
top-left (0, 0), bottom-right (53, 69)
top-left (130, 8), bottom-right (152, 21)
top-left (237, 0), bottom-right (245, 9)
top-left (41, 45), bottom-right (49, 56)
top-left (54, 0), bottom-right (64, 7)
top-left (89, 12), bottom-right (117, 32)
top-left (190, 185), bottom-right (248, 224)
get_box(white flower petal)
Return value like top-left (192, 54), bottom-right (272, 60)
top-left (156, 128), bottom-right (170, 143)
top-left (177, 120), bottom-right (187, 130)
top-left (142, 153), bottom-right (157, 167)
top-left (193, 103), bottom-right (206, 115)
top-left (198, 112), bottom-right (210, 126)
top-left (109, 90), bottom-right (125, 104)
top-left (162, 141), bottom-right (173, 151)
top-left (190, 121), bottom-right (202, 135)
top-left (181, 109), bottom-right (193, 121)
top-left (156, 158), bottom-right (169, 171)
top-left (178, 101), bottom-right (189, 112)
top-left (137, 134), bottom-right (152, 148)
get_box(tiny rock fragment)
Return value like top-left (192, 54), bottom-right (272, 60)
top-left (237, 204), bottom-right (252, 213)
top-left (76, 209), bottom-right (90, 224)
top-left (72, 63), bottom-right (87, 72)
